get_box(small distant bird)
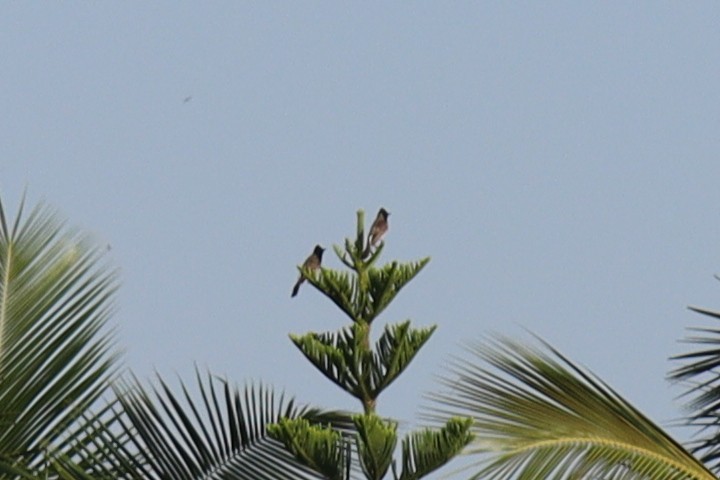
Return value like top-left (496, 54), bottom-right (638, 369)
top-left (183, 96), bottom-right (192, 104)
top-left (363, 208), bottom-right (390, 257)
top-left (291, 245), bottom-right (325, 297)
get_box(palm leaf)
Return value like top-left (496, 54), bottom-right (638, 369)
top-left (670, 305), bottom-right (720, 474)
top-left (0, 196), bottom-right (120, 477)
top-left (62, 399), bottom-right (150, 478)
top-left (427, 335), bottom-right (715, 480)
top-left (111, 368), bottom-right (355, 479)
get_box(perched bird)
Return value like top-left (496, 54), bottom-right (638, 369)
top-left (363, 208), bottom-right (390, 258)
top-left (291, 245), bottom-right (325, 297)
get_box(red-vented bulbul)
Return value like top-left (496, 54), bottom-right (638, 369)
top-left (291, 245), bottom-right (325, 297)
top-left (363, 208), bottom-right (390, 258)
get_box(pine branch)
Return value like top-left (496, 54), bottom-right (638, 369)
top-left (364, 259), bottom-right (430, 323)
top-left (353, 414), bottom-right (397, 480)
top-left (304, 269), bottom-right (361, 323)
top-left (290, 326), bottom-right (367, 401)
top-left (370, 321), bottom-right (436, 396)
top-left (394, 418), bottom-right (473, 480)
top-left (291, 321), bottom-right (437, 407)
top-left (268, 418), bottom-right (349, 480)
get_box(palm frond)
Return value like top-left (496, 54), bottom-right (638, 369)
top-left (63, 399), bottom-right (150, 478)
top-left (0, 196), bottom-right (120, 476)
top-left (670, 305), bottom-right (720, 473)
top-left (0, 458), bottom-right (35, 479)
top-left (427, 336), bottom-right (714, 480)
top-left (111, 368), bottom-right (355, 479)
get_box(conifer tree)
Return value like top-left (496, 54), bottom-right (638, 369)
top-left (269, 209), bottom-right (473, 480)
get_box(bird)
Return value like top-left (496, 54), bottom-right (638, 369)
top-left (363, 208), bottom-right (390, 258)
top-left (291, 245), bottom-right (325, 297)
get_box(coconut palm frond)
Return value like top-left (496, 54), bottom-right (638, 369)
top-left (427, 335), bottom-right (714, 480)
top-left (0, 196), bottom-right (120, 476)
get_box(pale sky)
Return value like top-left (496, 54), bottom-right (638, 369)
top-left (2, 3), bottom-right (720, 477)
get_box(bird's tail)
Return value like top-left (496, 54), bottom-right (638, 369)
top-left (291, 279), bottom-right (302, 297)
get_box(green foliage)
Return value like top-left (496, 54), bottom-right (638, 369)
top-left (306, 268), bottom-right (360, 323)
top-left (670, 305), bottom-right (720, 474)
top-left (395, 417), bottom-right (472, 480)
top-left (363, 260), bottom-right (429, 323)
top-left (290, 321), bottom-right (436, 404)
top-left (354, 414), bottom-right (397, 480)
top-left (110, 369), bottom-right (353, 479)
top-left (0, 194), bottom-right (364, 479)
top-left (0, 197), bottom-right (475, 479)
top-left (302, 259), bottom-right (430, 325)
top-left (268, 418), bottom-right (349, 480)
top-left (278, 209), bottom-right (472, 479)
top-left (0, 460), bottom-right (35, 478)
top-left (11, 193), bottom-right (720, 480)
top-left (0, 196), bottom-right (120, 477)
top-left (372, 321), bottom-right (436, 395)
top-left (428, 336), bottom-right (715, 480)
top-left (56, 402), bottom-right (147, 478)
top-left (290, 324), bottom-right (367, 400)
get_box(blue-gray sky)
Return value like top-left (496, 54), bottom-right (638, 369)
top-left (2, 3), bottom-right (720, 476)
